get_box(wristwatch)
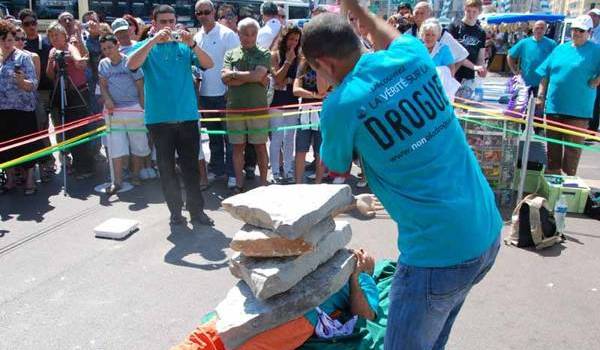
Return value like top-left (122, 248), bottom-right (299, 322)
top-left (190, 41), bottom-right (197, 49)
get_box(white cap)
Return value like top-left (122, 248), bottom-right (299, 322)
top-left (571, 15), bottom-right (593, 31)
top-left (111, 18), bottom-right (129, 34)
top-left (588, 8), bottom-right (600, 16)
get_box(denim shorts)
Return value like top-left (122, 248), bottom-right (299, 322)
top-left (385, 236), bottom-right (501, 350)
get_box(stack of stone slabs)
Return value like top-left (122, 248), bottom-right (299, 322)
top-left (216, 184), bottom-right (357, 350)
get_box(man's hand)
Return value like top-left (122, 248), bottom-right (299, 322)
top-left (352, 249), bottom-right (375, 279)
top-left (535, 95), bottom-right (545, 110)
top-left (104, 98), bottom-right (115, 115)
top-left (179, 30), bottom-right (195, 47)
top-left (151, 28), bottom-right (172, 45)
top-left (475, 65), bottom-right (487, 78)
top-left (260, 74), bottom-right (270, 87)
top-left (355, 193), bottom-right (384, 218)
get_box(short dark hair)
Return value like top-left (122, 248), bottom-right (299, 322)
top-left (82, 10), bottom-right (99, 22)
top-left (301, 13), bottom-right (361, 65)
top-left (261, 1), bottom-right (279, 16)
top-left (18, 9), bottom-right (37, 22)
top-left (218, 4), bottom-right (237, 19)
top-left (0, 19), bottom-right (17, 40)
top-left (99, 34), bottom-right (118, 44)
top-left (397, 3), bottom-right (412, 12)
top-left (153, 5), bottom-right (176, 20)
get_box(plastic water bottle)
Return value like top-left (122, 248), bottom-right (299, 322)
top-left (554, 195), bottom-right (568, 234)
top-left (473, 87), bottom-right (484, 102)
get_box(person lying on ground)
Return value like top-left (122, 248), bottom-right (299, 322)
top-left (170, 249), bottom-right (379, 350)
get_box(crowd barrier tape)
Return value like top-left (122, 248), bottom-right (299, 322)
top-left (459, 114), bottom-right (600, 153)
top-left (0, 113), bottom-right (104, 151)
top-left (455, 96), bottom-right (600, 137)
top-left (0, 126), bottom-right (107, 170)
top-left (3, 98), bottom-right (600, 170)
top-left (453, 102), bottom-right (600, 143)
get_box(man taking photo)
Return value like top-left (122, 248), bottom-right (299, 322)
top-left (301, 1), bottom-right (502, 348)
top-left (128, 5), bottom-right (214, 226)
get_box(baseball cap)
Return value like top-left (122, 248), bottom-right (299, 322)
top-left (588, 8), bottom-right (600, 16)
top-left (111, 18), bottom-right (129, 33)
top-left (571, 15), bottom-right (593, 31)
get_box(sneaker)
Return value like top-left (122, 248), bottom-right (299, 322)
top-left (169, 213), bottom-right (187, 226)
top-left (356, 179), bottom-right (368, 188)
top-left (244, 167), bottom-right (256, 180)
top-left (146, 167), bottom-right (158, 179)
top-left (190, 212), bottom-right (214, 226)
top-left (207, 172), bottom-right (217, 182)
top-left (332, 177), bottom-right (346, 184)
top-left (227, 176), bottom-right (237, 189)
top-left (139, 168), bottom-right (150, 180)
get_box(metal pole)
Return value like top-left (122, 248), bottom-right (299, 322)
top-left (60, 73), bottom-right (68, 197)
top-left (517, 93), bottom-right (535, 202)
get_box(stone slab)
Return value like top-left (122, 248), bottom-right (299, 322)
top-left (229, 217), bottom-right (336, 257)
top-left (229, 221), bottom-right (351, 300)
top-left (221, 184), bottom-right (354, 239)
top-left (216, 249), bottom-right (356, 350)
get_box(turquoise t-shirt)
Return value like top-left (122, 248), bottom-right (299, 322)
top-left (320, 35), bottom-right (502, 267)
top-left (128, 39), bottom-right (201, 125)
top-left (535, 41), bottom-right (600, 119)
top-left (304, 273), bottom-right (379, 326)
top-left (431, 44), bottom-right (454, 67)
top-left (508, 36), bottom-right (556, 87)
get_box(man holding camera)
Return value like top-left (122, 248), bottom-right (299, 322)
top-left (128, 5), bottom-right (214, 226)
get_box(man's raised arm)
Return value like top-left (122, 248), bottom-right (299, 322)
top-left (342, 0), bottom-right (399, 51)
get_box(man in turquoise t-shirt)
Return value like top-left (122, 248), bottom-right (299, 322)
top-left (507, 20), bottom-right (556, 92)
top-left (128, 5), bottom-right (214, 226)
top-left (301, 1), bottom-right (502, 349)
top-left (534, 15), bottom-right (600, 175)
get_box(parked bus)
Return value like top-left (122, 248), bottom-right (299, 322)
top-left (0, 0), bottom-right (310, 28)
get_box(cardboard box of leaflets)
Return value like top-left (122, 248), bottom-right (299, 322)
top-left (542, 175), bottom-right (590, 214)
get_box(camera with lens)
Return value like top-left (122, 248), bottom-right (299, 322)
top-left (53, 50), bottom-right (68, 69)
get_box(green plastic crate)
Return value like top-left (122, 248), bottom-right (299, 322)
top-left (541, 175), bottom-right (590, 214)
top-left (513, 169), bottom-right (545, 194)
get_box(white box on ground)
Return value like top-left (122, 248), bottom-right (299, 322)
top-left (94, 218), bottom-right (140, 239)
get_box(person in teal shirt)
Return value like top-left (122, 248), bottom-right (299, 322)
top-left (507, 20), bottom-right (557, 90)
top-left (127, 5), bottom-right (215, 225)
top-left (301, 1), bottom-right (502, 349)
top-left (535, 15), bottom-right (600, 176)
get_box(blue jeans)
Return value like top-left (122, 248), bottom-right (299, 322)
top-left (199, 95), bottom-right (234, 177)
top-left (385, 236), bottom-right (500, 350)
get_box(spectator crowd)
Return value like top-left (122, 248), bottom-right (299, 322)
top-left (1, 0), bottom-right (599, 206)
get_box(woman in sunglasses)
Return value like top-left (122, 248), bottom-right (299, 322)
top-left (0, 20), bottom-right (40, 195)
top-left (535, 14), bottom-right (600, 176)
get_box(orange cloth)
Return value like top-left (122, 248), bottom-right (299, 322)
top-left (237, 316), bottom-right (314, 350)
top-left (170, 318), bottom-right (225, 350)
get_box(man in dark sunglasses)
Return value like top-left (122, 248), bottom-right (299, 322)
top-left (17, 9), bottom-right (55, 175)
top-left (193, 0), bottom-right (240, 189)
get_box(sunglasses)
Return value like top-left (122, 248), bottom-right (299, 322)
top-left (22, 20), bottom-right (37, 27)
top-left (15, 37), bottom-right (26, 41)
top-left (158, 19), bottom-right (176, 25)
top-left (196, 10), bottom-right (212, 16)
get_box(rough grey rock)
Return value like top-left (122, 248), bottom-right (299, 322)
top-left (221, 184), bottom-right (354, 239)
top-left (216, 249), bottom-right (356, 350)
top-left (229, 217), bottom-right (336, 257)
top-left (229, 221), bottom-right (351, 299)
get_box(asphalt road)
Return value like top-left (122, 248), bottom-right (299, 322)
top-left (1, 137), bottom-right (599, 348)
